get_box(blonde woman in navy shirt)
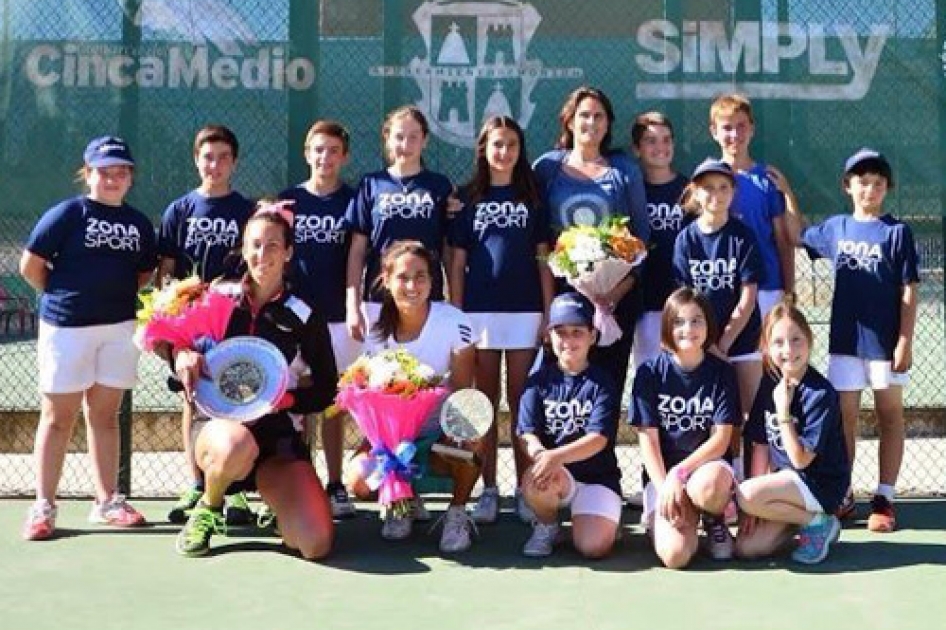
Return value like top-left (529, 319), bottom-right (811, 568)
top-left (20, 137), bottom-right (157, 540)
top-left (449, 116), bottom-right (554, 524)
top-left (631, 288), bottom-right (740, 567)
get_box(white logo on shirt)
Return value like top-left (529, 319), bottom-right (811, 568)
top-left (544, 398), bottom-right (593, 438)
top-left (657, 392), bottom-right (714, 432)
top-left (473, 200), bottom-right (529, 235)
top-left (295, 214), bottom-right (344, 244)
top-left (85, 217), bottom-right (141, 251)
top-left (689, 257), bottom-right (737, 292)
top-left (184, 217), bottom-right (240, 249)
top-left (379, 191), bottom-right (435, 220)
top-left (764, 409), bottom-right (793, 451)
top-left (648, 202), bottom-right (685, 232)
top-left (836, 239), bottom-right (882, 273)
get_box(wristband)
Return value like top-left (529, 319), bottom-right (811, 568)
top-left (672, 465), bottom-right (691, 483)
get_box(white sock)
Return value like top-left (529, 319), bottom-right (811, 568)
top-left (806, 512), bottom-right (827, 527)
top-left (732, 455), bottom-right (745, 483)
top-left (876, 484), bottom-right (895, 502)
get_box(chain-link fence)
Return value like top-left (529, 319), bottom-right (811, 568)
top-left (1, 0), bottom-right (944, 498)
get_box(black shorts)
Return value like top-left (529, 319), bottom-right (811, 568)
top-left (193, 412), bottom-right (311, 494)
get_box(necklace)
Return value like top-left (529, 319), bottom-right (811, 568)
top-left (568, 152), bottom-right (606, 168)
top-left (388, 169), bottom-right (414, 193)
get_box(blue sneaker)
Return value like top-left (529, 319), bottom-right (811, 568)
top-left (792, 514), bottom-right (841, 564)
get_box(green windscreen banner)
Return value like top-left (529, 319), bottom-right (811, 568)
top-left (0, 0), bottom-right (943, 247)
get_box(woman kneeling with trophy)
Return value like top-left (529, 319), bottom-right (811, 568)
top-left (169, 201), bottom-right (338, 559)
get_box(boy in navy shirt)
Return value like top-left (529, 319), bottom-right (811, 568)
top-left (279, 120), bottom-right (358, 519)
top-left (709, 94), bottom-right (795, 316)
top-left (782, 149), bottom-right (919, 532)
top-left (517, 293), bottom-right (622, 558)
top-left (157, 125), bottom-right (255, 526)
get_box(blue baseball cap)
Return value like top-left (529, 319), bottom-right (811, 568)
top-left (83, 136), bottom-right (135, 168)
top-left (691, 158), bottom-right (734, 181)
top-left (547, 292), bottom-right (594, 330)
top-left (843, 148), bottom-right (889, 175)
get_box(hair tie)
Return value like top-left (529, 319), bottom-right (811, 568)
top-left (254, 199), bottom-right (295, 226)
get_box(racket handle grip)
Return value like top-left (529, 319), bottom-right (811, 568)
top-left (431, 443), bottom-right (475, 461)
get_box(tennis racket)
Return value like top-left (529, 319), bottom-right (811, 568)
top-left (431, 388), bottom-right (493, 461)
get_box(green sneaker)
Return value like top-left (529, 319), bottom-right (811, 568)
top-left (225, 491), bottom-right (255, 526)
top-left (168, 487), bottom-right (203, 525)
top-left (175, 505), bottom-right (225, 557)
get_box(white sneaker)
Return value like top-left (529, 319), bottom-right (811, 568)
top-left (412, 496), bottom-right (431, 522)
top-left (523, 522), bottom-right (560, 557)
top-left (703, 515), bottom-right (734, 560)
top-left (381, 512), bottom-right (413, 540)
top-left (471, 487), bottom-right (500, 524)
top-left (438, 506), bottom-right (475, 553)
top-left (515, 488), bottom-right (536, 524)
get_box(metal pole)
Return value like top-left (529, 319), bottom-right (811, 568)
top-left (287, 0), bottom-right (320, 185)
top-left (117, 0), bottom-right (142, 496)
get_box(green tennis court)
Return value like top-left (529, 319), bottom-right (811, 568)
top-left (2, 498), bottom-right (945, 630)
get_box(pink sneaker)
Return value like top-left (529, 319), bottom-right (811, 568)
top-left (89, 494), bottom-right (147, 527)
top-left (22, 500), bottom-right (57, 541)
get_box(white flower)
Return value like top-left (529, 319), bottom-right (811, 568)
top-left (569, 233), bottom-right (606, 265)
top-left (414, 364), bottom-right (436, 382)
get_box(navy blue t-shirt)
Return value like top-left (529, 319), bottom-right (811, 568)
top-left (673, 218), bottom-right (762, 357)
top-left (641, 174), bottom-right (690, 312)
top-left (802, 214), bottom-right (920, 360)
top-left (157, 190), bottom-right (254, 282)
top-left (745, 368), bottom-right (851, 512)
top-left (730, 163), bottom-right (786, 291)
top-left (345, 169), bottom-right (452, 302)
top-left (26, 196), bottom-right (157, 326)
top-left (448, 185), bottom-right (549, 313)
top-left (533, 149), bottom-right (649, 243)
top-left (278, 183), bottom-right (354, 323)
top-left (517, 362), bottom-right (622, 495)
top-left (631, 351), bottom-right (740, 472)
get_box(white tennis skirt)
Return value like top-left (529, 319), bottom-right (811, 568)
top-left (469, 312), bottom-right (542, 350)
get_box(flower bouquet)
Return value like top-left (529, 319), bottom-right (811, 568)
top-left (547, 217), bottom-right (647, 346)
top-left (135, 275), bottom-right (236, 354)
top-left (335, 349), bottom-right (447, 517)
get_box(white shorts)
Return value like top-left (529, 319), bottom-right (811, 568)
top-left (757, 289), bottom-right (784, 319)
top-left (328, 321), bottom-right (363, 372)
top-left (827, 354), bottom-right (909, 391)
top-left (37, 320), bottom-right (140, 394)
top-left (729, 350), bottom-right (762, 363)
top-left (469, 312), bottom-right (541, 350)
top-left (558, 468), bottom-right (623, 524)
top-left (772, 469), bottom-right (824, 513)
top-left (632, 310), bottom-right (663, 370)
top-left (641, 460), bottom-right (734, 530)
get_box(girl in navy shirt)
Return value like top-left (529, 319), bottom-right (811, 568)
top-left (673, 159), bottom-right (763, 480)
top-left (629, 111), bottom-right (690, 370)
top-left (737, 303), bottom-right (849, 564)
top-left (517, 293), bottom-right (622, 559)
top-left (631, 288), bottom-right (740, 568)
top-left (449, 116), bottom-right (554, 525)
top-left (345, 105), bottom-right (454, 343)
top-left (20, 136), bottom-right (157, 540)
top-left (533, 86), bottom-right (649, 397)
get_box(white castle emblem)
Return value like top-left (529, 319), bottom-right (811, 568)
top-left (370, 1), bottom-right (582, 148)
